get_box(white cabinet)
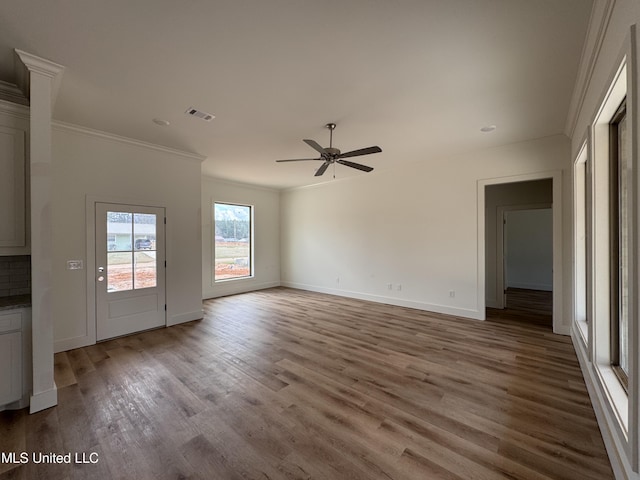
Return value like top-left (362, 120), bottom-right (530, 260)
top-left (0, 308), bottom-right (31, 409)
top-left (0, 102), bottom-right (29, 254)
top-left (0, 331), bottom-right (21, 405)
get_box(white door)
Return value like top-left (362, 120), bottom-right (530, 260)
top-left (95, 203), bottom-right (166, 341)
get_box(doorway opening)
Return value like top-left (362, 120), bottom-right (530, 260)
top-left (478, 173), bottom-right (563, 333)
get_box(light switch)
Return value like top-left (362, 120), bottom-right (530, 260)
top-left (67, 260), bottom-right (83, 270)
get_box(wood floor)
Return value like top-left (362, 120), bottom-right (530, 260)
top-left (0, 287), bottom-right (613, 479)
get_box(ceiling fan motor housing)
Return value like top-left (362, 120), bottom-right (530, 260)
top-left (324, 147), bottom-right (341, 160)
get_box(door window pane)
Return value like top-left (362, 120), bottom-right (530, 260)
top-left (108, 252), bottom-right (133, 292)
top-left (107, 212), bottom-right (132, 252)
top-left (134, 213), bottom-right (156, 251)
top-left (135, 251), bottom-right (157, 289)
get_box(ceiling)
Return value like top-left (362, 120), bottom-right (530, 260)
top-left (0, 0), bottom-right (592, 189)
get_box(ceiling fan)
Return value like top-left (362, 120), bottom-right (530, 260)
top-left (275, 123), bottom-right (382, 177)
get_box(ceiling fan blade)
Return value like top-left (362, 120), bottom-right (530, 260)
top-left (304, 139), bottom-right (327, 155)
top-left (337, 159), bottom-right (374, 172)
top-left (315, 162), bottom-right (330, 176)
top-left (275, 157), bottom-right (323, 162)
top-left (339, 146), bottom-right (382, 158)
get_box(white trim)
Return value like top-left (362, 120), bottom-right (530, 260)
top-left (0, 82), bottom-right (28, 107)
top-left (29, 385), bottom-right (57, 413)
top-left (588, 43), bottom-right (632, 465)
top-left (565, 0), bottom-right (617, 139)
top-left (168, 310), bottom-right (204, 326)
top-left (53, 120), bottom-right (206, 162)
top-left (0, 98), bottom-right (29, 119)
top-left (54, 335), bottom-right (92, 353)
top-left (14, 49), bottom-right (64, 78)
top-left (281, 282), bottom-right (484, 320)
top-left (572, 139), bottom-right (590, 350)
top-left (477, 170), bottom-right (563, 333)
top-left (14, 49), bottom-right (65, 109)
top-left (281, 168), bottom-right (380, 193)
top-left (202, 174), bottom-right (280, 193)
top-left (205, 280), bottom-right (281, 300)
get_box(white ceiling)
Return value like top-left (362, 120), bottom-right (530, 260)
top-left (0, 0), bottom-right (592, 189)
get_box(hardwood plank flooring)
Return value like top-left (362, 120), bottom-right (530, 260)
top-left (0, 287), bottom-right (613, 479)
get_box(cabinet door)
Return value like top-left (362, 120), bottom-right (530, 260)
top-left (0, 331), bottom-right (22, 405)
top-left (0, 125), bottom-right (26, 247)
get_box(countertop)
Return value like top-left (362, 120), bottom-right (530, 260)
top-left (0, 294), bottom-right (32, 311)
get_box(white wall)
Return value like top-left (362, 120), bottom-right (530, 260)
top-left (505, 208), bottom-right (553, 291)
top-left (52, 124), bottom-right (204, 351)
top-left (281, 134), bottom-right (570, 321)
top-left (202, 176), bottom-right (280, 299)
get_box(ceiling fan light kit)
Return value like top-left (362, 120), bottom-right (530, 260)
top-left (276, 123), bottom-right (381, 177)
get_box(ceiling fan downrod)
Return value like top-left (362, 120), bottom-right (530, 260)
top-left (326, 123), bottom-right (336, 149)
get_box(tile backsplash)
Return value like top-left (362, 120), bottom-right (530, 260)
top-left (0, 255), bottom-right (31, 297)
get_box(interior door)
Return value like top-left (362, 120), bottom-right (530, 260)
top-left (95, 203), bottom-right (166, 341)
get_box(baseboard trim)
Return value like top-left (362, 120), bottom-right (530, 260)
top-left (281, 282), bottom-right (484, 320)
top-left (54, 334), bottom-right (93, 353)
top-left (204, 281), bottom-right (281, 300)
top-left (30, 385), bottom-right (58, 413)
top-left (506, 283), bottom-right (553, 291)
top-left (168, 310), bottom-right (204, 326)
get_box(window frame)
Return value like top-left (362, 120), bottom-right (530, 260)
top-left (213, 202), bottom-right (254, 283)
top-left (609, 99), bottom-right (629, 391)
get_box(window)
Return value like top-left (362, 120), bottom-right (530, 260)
top-left (610, 99), bottom-right (630, 389)
top-left (214, 203), bottom-right (252, 281)
top-left (573, 141), bottom-right (589, 343)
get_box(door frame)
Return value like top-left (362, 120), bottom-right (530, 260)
top-left (85, 195), bottom-right (167, 346)
top-left (496, 203), bottom-right (552, 309)
top-left (477, 170), bottom-right (565, 334)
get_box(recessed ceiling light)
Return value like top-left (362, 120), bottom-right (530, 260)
top-left (480, 125), bottom-right (497, 133)
top-left (152, 118), bottom-right (170, 126)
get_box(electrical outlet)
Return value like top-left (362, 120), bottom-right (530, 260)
top-left (449, 290), bottom-right (455, 298)
top-left (387, 283), bottom-right (393, 290)
top-left (396, 284), bottom-right (402, 291)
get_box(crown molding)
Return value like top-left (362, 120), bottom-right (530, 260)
top-left (0, 80), bottom-right (28, 106)
top-left (0, 97), bottom-right (30, 121)
top-left (564, 0), bottom-right (616, 139)
top-left (201, 173), bottom-right (280, 192)
top-left (14, 49), bottom-right (65, 78)
top-left (14, 49), bottom-right (65, 109)
top-left (52, 120), bottom-right (207, 163)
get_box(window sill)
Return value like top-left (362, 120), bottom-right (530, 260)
top-left (576, 318), bottom-right (588, 347)
top-left (595, 363), bottom-right (629, 438)
top-left (213, 275), bottom-right (255, 284)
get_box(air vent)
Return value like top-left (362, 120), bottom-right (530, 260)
top-left (185, 107), bottom-right (215, 121)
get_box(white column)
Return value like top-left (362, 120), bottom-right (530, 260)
top-left (14, 50), bottom-right (64, 413)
